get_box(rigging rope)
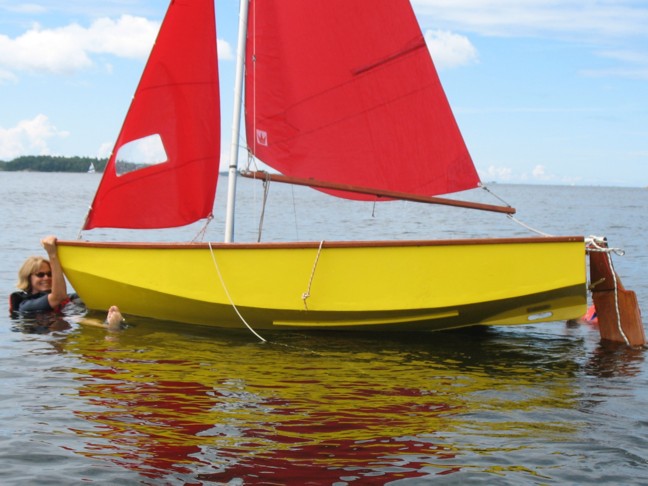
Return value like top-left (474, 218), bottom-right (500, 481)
top-left (480, 183), bottom-right (553, 236)
top-left (192, 214), bottom-right (214, 242)
top-left (302, 240), bottom-right (325, 310)
top-left (605, 250), bottom-right (630, 346)
top-left (586, 236), bottom-right (625, 256)
top-left (586, 236), bottom-right (630, 346)
top-left (290, 184), bottom-right (300, 240)
top-left (506, 214), bottom-right (554, 237)
top-left (256, 174), bottom-right (271, 242)
top-left (482, 186), bottom-right (630, 345)
top-left (479, 183), bottom-right (512, 208)
top-left (207, 241), bottom-right (266, 342)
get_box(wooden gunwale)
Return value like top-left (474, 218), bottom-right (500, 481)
top-left (57, 236), bottom-right (584, 250)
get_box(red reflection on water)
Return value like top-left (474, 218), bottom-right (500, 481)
top-left (198, 436), bottom-right (457, 484)
top-left (73, 366), bottom-right (217, 480)
top-left (67, 336), bottom-right (464, 485)
top-left (71, 363), bottom-right (460, 483)
top-left (192, 391), bottom-right (459, 483)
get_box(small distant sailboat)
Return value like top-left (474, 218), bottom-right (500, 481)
top-left (57, 0), bottom-right (644, 344)
top-left (87, 162), bottom-right (96, 174)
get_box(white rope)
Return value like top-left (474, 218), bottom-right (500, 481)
top-left (506, 214), bottom-right (554, 237)
top-left (207, 241), bottom-right (266, 342)
top-left (585, 236), bottom-right (625, 256)
top-left (479, 184), bottom-right (550, 236)
top-left (479, 186), bottom-right (630, 345)
top-left (585, 236), bottom-right (630, 346)
top-left (302, 240), bottom-right (325, 310)
top-left (605, 250), bottom-right (630, 346)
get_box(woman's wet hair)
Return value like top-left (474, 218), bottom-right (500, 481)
top-left (16, 256), bottom-right (50, 292)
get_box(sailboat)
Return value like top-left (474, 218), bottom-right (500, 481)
top-left (87, 162), bottom-right (95, 174)
top-left (56, 0), bottom-right (643, 343)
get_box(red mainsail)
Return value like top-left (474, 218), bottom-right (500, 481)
top-left (245, 0), bottom-right (479, 200)
top-left (84, 0), bottom-right (220, 230)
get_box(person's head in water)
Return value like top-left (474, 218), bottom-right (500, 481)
top-left (17, 256), bottom-right (52, 294)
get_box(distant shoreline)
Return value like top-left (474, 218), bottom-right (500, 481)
top-left (1, 157), bottom-right (644, 188)
top-left (0, 155), bottom-right (107, 173)
top-left (0, 156), bottom-right (232, 177)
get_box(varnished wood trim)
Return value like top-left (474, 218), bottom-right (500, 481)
top-left (57, 236), bottom-right (584, 251)
top-left (240, 170), bottom-right (516, 215)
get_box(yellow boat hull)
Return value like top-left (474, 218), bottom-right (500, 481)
top-left (57, 237), bottom-right (587, 331)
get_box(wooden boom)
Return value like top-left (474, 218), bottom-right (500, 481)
top-left (240, 170), bottom-right (516, 215)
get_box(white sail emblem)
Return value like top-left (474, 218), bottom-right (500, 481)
top-left (256, 129), bottom-right (268, 146)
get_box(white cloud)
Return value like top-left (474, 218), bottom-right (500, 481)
top-left (0, 15), bottom-right (234, 77)
top-left (218, 39), bottom-right (233, 61)
top-left (0, 114), bottom-right (69, 160)
top-left (529, 164), bottom-right (581, 184)
top-left (532, 164), bottom-right (549, 179)
top-left (412, 0), bottom-right (648, 39)
top-left (0, 22), bottom-right (90, 73)
top-left (413, 0), bottom-right (648, 79)
top-left (484, 165), bottom-right (513, 181)
top-left (0, 16), bottom-right (160, 75)
top-left (412, 0), bottom-right (648, 80)
top-left (424, 29), bottom-right (478, 69)
top-left (481, 164), bottom-right (585, 185)
top-left (5, 4), bottom-right (48, 14)
top-left (84, 15), bottom-right (161, 60)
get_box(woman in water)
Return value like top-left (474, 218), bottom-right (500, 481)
top-left (11, 235), bottom-right (123, 330)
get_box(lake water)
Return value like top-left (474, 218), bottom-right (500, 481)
top-left (1, 171), bottom-right (647, 484)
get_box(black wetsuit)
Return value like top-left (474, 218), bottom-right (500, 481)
top-left (10, 291), bottom-right (76, 313)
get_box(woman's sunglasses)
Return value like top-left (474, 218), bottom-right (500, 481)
top-left (33, 272), bottom-right (52, 278)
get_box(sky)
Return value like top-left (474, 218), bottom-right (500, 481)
top-left (0, 0), bottom-right (647, 187)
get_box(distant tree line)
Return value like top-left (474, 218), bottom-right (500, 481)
top-left (0, 155), bottom-right (108, 173)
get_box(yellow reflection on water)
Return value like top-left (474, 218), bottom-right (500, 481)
top-left (59, 320), bottom-right (587, 483)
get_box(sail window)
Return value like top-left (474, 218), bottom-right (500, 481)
top-left (115, 134), bottom-right (168, 176)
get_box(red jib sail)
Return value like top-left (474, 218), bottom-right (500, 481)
top-left (245, 0), bottom-right (479, 200)
top-left (84, 0), bottom-right (220, 230)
